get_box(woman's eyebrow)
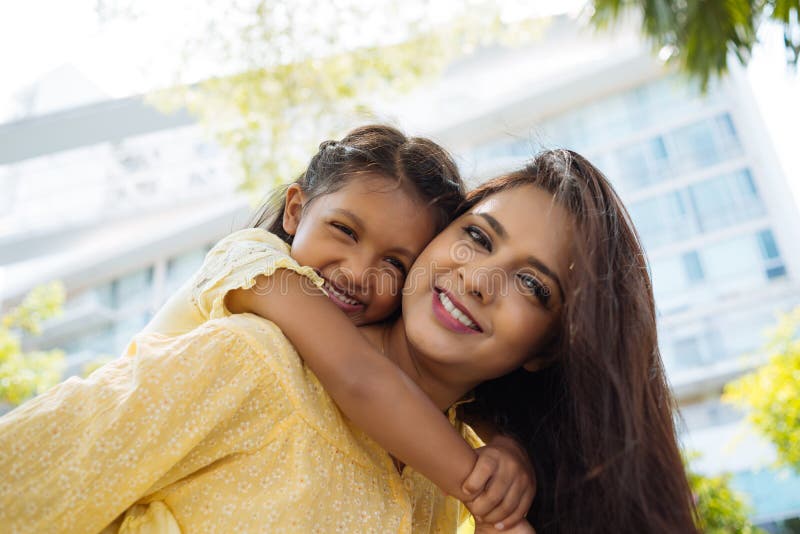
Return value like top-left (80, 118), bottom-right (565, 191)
top-left (477, 212), bottom-right (507, 239)
top-left (528, 256), bottom-right (564, 301)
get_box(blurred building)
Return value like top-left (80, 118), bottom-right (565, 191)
top-left (1, 15), bottom-right (799, 526)
top-left (0, 66), bottom-right (249, 374)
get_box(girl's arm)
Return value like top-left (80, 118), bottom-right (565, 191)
top-left (227, 269), bottom-right (479, 501)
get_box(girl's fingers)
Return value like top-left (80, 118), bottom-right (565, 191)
top-left (462, 451), bottom-right (498, 496)
top-left (467, 468), bottom-right (510, 518)
top-left (493, 483), bottom-right (536, 531)
top-left (481, 476), bottom-right (523, 525)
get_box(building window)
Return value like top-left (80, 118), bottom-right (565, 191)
top-left (757, 229), bottom-right (780, 259)
top-left (111, 267), bottom-right (154, 310)
top-left (689, 169), bottom-right (765, 232)
top-left (682, 251), bottom-right (705, 284)
top-left (614, 136), bottom-right (671, 191)
top-left (673, 336), bottom-right (703, 369)
top-left (666, 114), bottom-right (742, 175)
top-left (166, 249), bottom-right (207, 295)
top-left (630, 190), bottom-right (696, 248)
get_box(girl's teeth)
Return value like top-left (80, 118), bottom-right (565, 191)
top-left (326, 281), bottom-right (360, 306)
top-left (438, 292), bottom-right (477, 329)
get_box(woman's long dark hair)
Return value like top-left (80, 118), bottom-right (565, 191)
top-left (461, 150), bottom-right (698, 533)
top-left (250, 124), bottom-right (465, 241)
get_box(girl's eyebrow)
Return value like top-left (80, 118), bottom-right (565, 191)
top-left (330, 208), bottom-right (364, 229)
top-left (331, 207), bottom-right (414, 260)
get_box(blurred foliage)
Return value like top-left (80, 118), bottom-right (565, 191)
top-left (725, 307), bottom-right (800, 473)
top-left (592, 0), bottom-right (800, 89)
top-left (94, 1), bottom-right (800, 189)
top-left (0, 282), bottom-right (65, 406)
top-left (688, 462), bottom-right (763, 533)
top-left (96, 0), bottom-right (548, 193)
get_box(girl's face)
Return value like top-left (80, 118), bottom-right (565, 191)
top-left (284, 174), bottom-right (437, 325)
top-left (402, 184), bottom-right (573, 385)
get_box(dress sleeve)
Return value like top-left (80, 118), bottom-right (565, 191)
top-left (0, 319), bottom-right (276, 534)
top-left (191, 228), bottom-right (325, 321)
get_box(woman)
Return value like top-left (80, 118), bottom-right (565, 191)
top-left (454, 150), bottom-right (698, 532)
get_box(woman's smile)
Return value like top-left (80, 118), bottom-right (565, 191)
top-left (431, 288), bottom-right (483, 334)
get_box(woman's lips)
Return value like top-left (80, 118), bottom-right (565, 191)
top-left (323, 279), bottom-right (365, 313)
top-left (431, 288), bottom-right (482, 334)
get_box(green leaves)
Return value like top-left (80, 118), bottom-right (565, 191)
top-left (1, 282), bottom-right (65, 406)
top-left (724, 307), bottom-right (800, 473)
top-left (591, 0), bottom-right (799, 90)
top-left (688, 461), bottom-right (763, 533)
top-left (689, 466), bottom-right (764, 533)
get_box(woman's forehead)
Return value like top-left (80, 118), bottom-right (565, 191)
top-left (470, 185), bottom-right (562, 224)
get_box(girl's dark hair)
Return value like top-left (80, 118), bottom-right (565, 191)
top-left (250, 124), bottom-right (465, 240)
top-left (460, 149), bottom-right (698, 534)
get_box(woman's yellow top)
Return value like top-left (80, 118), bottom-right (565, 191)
top-left (0, 229), bottom-right (473, 533)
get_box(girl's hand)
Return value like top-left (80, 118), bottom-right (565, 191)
top-left (461, 434), bottom-right (536, 531)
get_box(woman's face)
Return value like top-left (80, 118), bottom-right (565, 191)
top-left (402, 184), bottom-right (573, 385)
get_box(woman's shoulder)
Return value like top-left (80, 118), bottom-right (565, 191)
top-left (200, 313), bottom-right (301, 373)
top-left (202, 314), bottom-right (378, 460)
top-left (202, 315), bottom-right (334, 407)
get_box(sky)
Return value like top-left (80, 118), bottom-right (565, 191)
top-left (1, 0), bottom-right (798, 206)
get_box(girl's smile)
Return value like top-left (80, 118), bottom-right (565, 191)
top-left (323, 277), bottom-right (365, 313)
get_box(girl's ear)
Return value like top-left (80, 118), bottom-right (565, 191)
top-left (282, 184), bottom-right (306, 237)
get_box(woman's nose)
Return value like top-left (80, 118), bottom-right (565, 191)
top-left (458, 264), bottom-right (496, 305)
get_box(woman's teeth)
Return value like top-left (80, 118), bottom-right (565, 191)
top-left (325, 281), bottom-right (361, 306)
top-left (438, 292), bottom-right (478, 330)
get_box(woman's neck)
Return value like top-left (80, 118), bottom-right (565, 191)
top-left (360, 319), bottom-right (471, 411)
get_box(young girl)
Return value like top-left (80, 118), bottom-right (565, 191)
top-left (0, 125), bottom-right (533, 533)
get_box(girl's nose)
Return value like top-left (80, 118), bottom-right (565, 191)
top-left (337, 254), bottom-right (373, 294)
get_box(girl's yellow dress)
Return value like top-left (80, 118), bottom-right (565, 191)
top-left (0, 229), bottom-right (475, 533)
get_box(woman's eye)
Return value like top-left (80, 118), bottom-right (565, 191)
top-left (463, 225), bottom-right (492, 252)
top-left (332, 222), bottom-right (357, 241)
top-left (385, 257), bottom-right (407, 276)
top-left (518, 273), bottom-right (551, 306)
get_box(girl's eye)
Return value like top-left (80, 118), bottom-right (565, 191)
top-left (332, 222), bottom-right (357, 241)
top-left (463, 225), bottom-right (492, 252)
top-left (385, 257), bottom-right (407, 276)
top-left (518, 273), bottom-right (551, 306)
